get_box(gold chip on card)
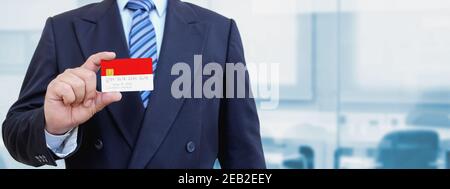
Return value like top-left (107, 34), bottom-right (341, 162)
top-left (106, 69), bottom-right (114, 76)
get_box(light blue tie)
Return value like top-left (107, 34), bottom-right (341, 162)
top-left (126, 0), bottom-right (157, 108)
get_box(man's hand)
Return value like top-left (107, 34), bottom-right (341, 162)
top-left (44, 52), bottom-right (122, 135)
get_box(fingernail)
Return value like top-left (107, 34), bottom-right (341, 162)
top-left (84, 99), bottom-right (93, 107)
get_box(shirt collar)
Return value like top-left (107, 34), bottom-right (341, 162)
top-left (117, 0), bottom-right (167, 17)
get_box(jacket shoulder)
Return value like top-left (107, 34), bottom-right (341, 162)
top-left (182, 2), bottom-right (231, 24)
top-left (53, 3), bottom-right (98, 20)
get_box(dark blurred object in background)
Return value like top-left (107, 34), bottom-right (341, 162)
top-left (376, 130), bottom-right (439, 169)
top-left (406, 101), bottom-right (450, 128)
top-left (283, 146), bottom-right (315, 169)
top-left (334, 147), bottom-right (353, 169)
top-left (0, 155), bottom-right (4, 168)
top-left (446, 151), bottom-right (450, 169)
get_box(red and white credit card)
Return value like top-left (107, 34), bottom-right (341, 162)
top-left (100, 58), bottom-right (153, 92)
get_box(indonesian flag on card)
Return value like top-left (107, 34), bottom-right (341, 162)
top-left (100, 58), bottom-right (153, 92)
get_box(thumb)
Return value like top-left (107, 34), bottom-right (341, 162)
top-left (82, 52), bottom-right (116, 72)
top-left (94, 91), bottom-right (122, 112)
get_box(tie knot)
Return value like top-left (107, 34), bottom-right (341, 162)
top-left (126, 0), bottom-right (155, 12)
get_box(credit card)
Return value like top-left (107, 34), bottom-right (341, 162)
top-left (100, 58), bottom-right (153, 92)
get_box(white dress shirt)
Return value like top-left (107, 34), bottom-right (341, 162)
top-left (45, 0), bottom-right (167, 158)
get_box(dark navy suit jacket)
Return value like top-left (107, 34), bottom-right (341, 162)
top-left (2, 0), bottom-right (265, 169)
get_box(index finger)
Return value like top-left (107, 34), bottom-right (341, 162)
top-left (82, 52), bottom-right (116, 72)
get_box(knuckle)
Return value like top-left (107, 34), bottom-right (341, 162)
top-left (87, 54), bottom-right (96, 61)
top-left (61, 83), bottom-right (72, 93)
top-left (87, 71), bottom-right (97, 79)
top-left (91, 55), bottom-right (100, 62)
top-left (73, 67), bottom-right (83, 72)
top-left (75, 68), bottom-right (92, 79)
top-left (64, 68), bottom-right (74, 74)
top-left (55, 74), bottom-right (63, 80)
top-left (80, 68), bottom-right (96, 79)
top-left (74, 81), bottom-right (85, 90)
top-left (72, 80), bottom-right (85, 93)
top-left (47, 80), bottom-right (55, 90)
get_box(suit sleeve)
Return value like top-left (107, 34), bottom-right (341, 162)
top-left (218, 19), bottom-right (266, 169)
top-left (2, 18), bottom-right (61, 167)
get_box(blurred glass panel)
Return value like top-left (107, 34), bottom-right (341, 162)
top-left (0, 33), bottom-right (27, 67)
top-left (0, 0), bottom-right (341, 169)
top-left (194, 0), bottom-right (341, 169)
top-left (0, 0), bottom-right (100, 169)
top-left (338, 0), bottom-right (450, 169)
top-left (2, 0), bottom-right (449, 170)
top-left (194, 0), bottom-right (315, 100)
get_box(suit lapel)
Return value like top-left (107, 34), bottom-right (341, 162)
top-left (73, 0), bottom-right (145, 149)
top-left (128, 0), bottom-right (210, 168)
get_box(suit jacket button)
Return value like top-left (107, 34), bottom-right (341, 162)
top-left (186, 141), bottom-right (195, 153)
top-left (95, 139), bottom-right (103, 150)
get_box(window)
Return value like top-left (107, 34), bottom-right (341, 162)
top-left (1, 0), bottom-right (449, 169)
top-left (196, 0), bottom-right (315, 100)
top-left (0, 0), bottom-right (100, 169)
top-left (338, 0), bottom-right (450, 169)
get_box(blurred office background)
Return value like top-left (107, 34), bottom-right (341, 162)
top-left (1, 0), bottom-right (450, 169)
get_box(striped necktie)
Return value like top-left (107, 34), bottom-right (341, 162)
top-left (126, 0), bottom-right (157, 108)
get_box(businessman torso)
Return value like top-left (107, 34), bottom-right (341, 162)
top-left (2, 0), bottom-right (265, 169)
